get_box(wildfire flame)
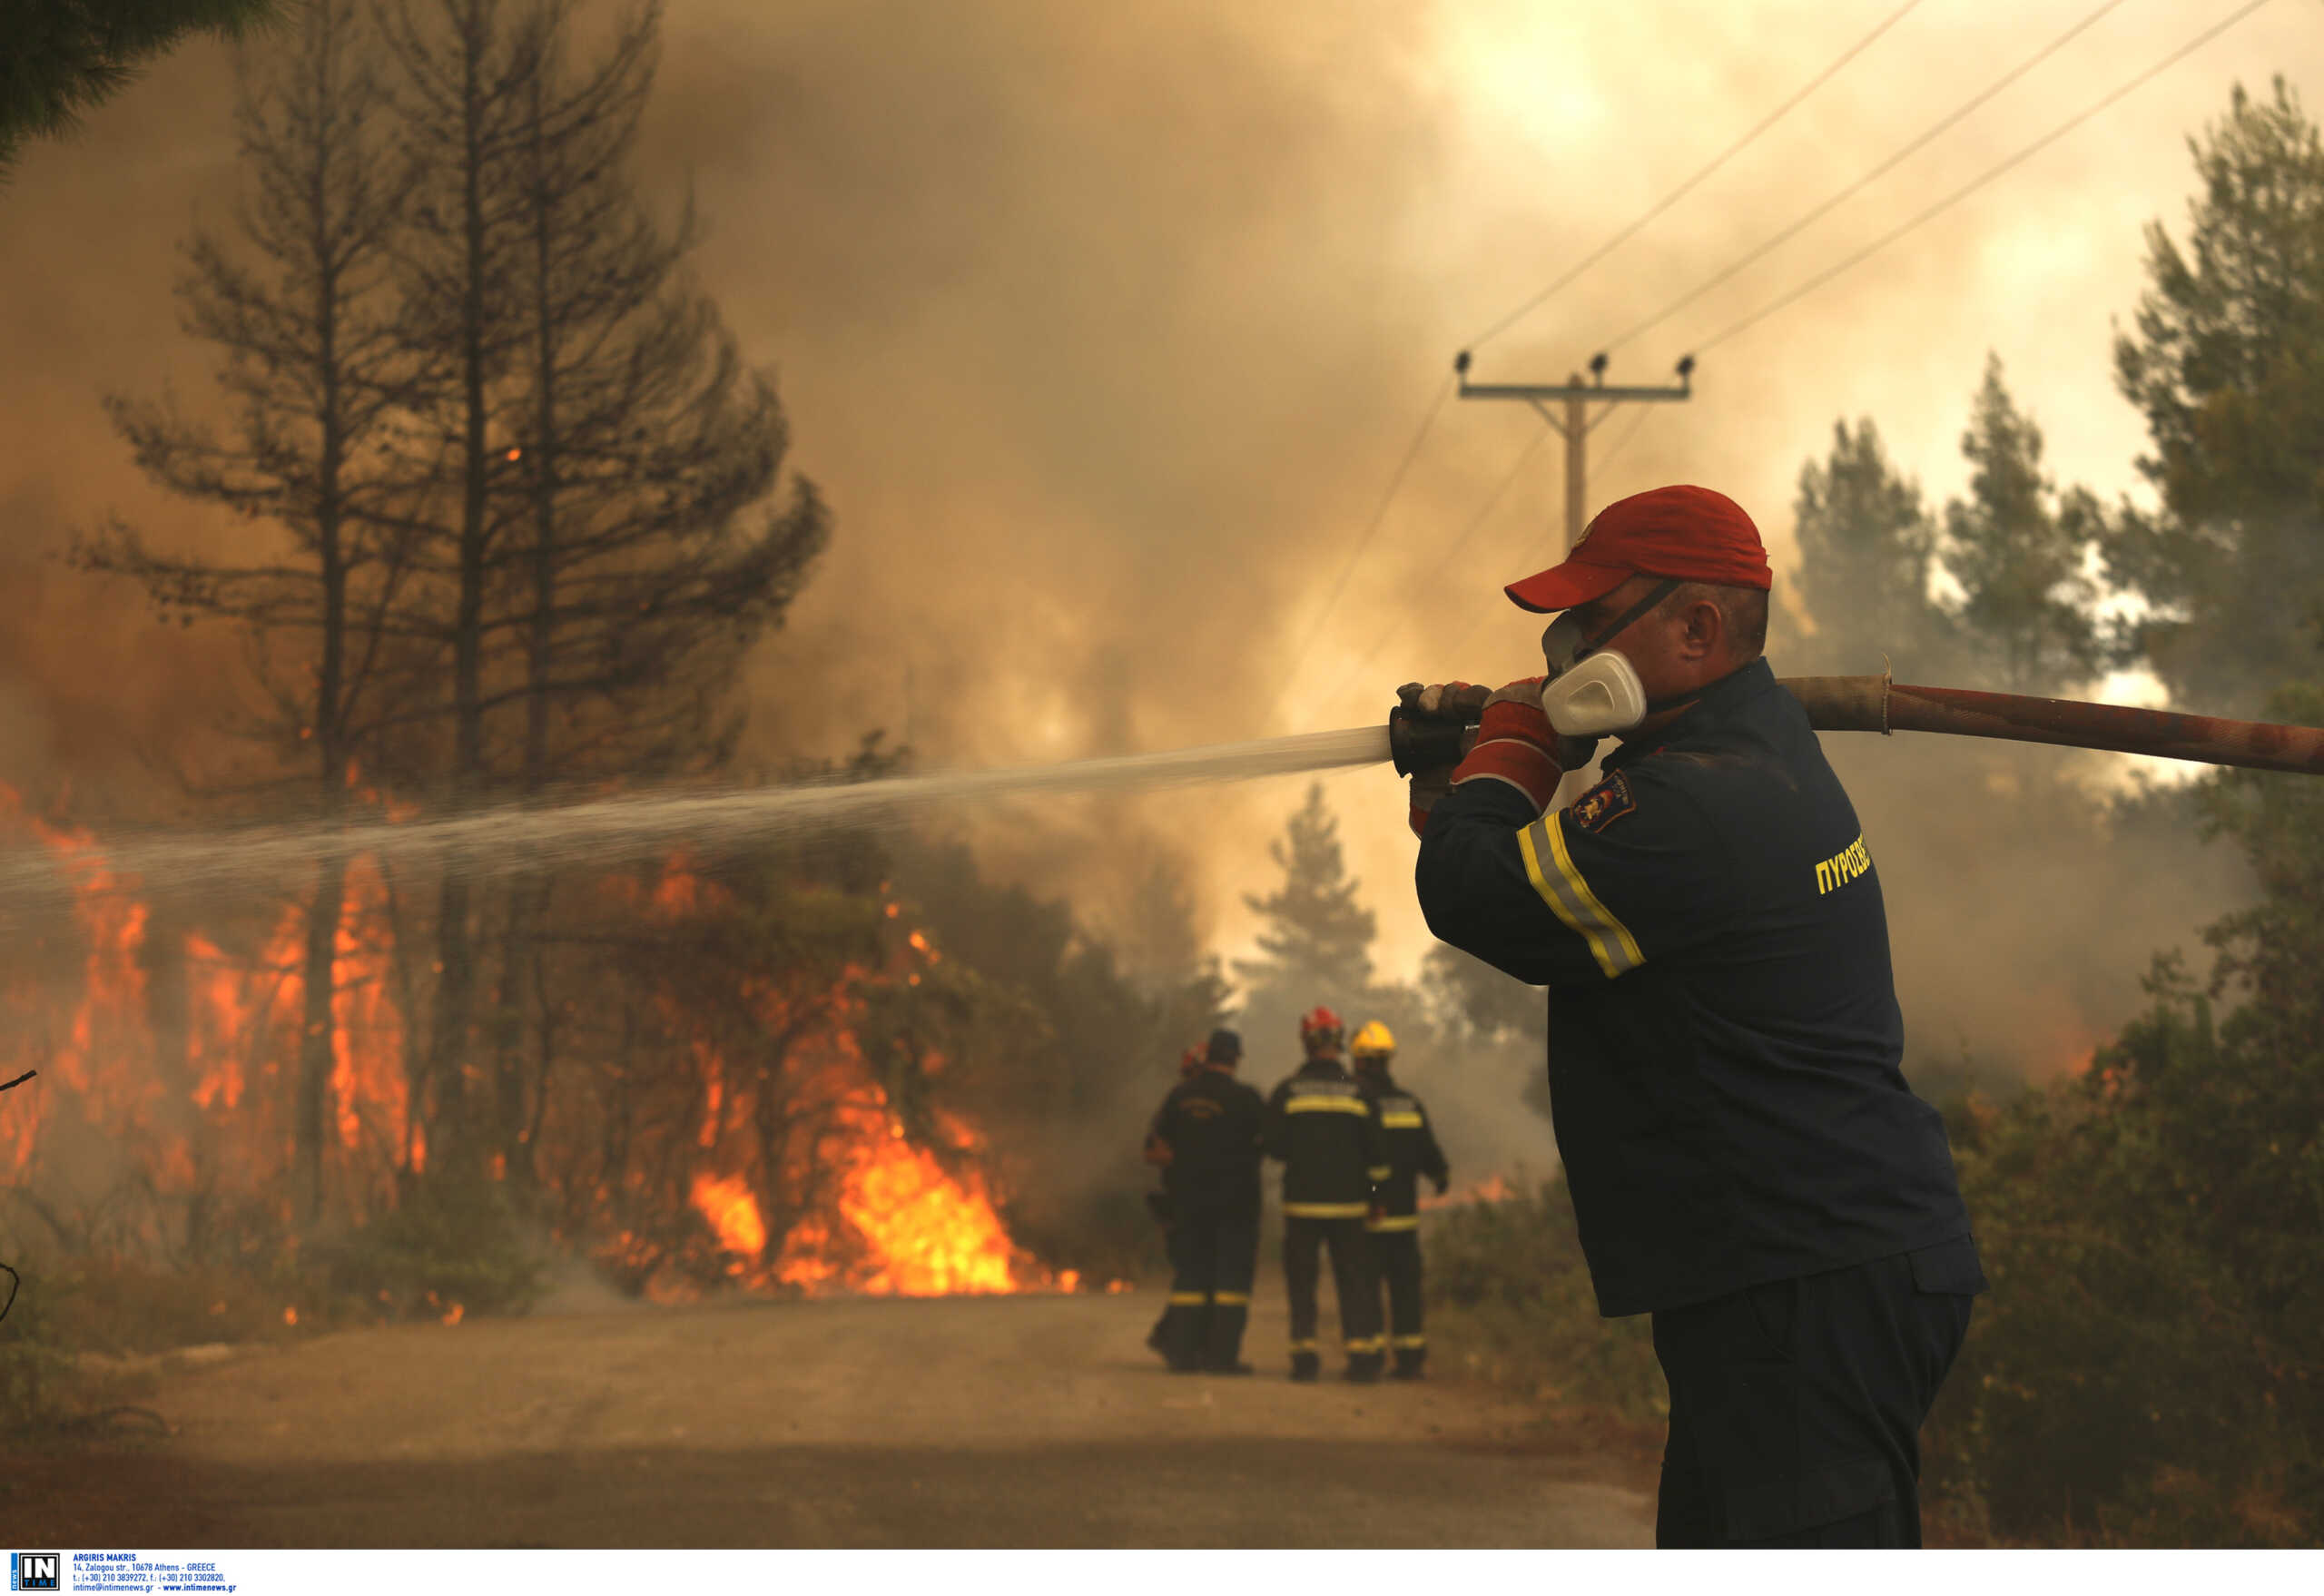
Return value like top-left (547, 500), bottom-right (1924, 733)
top-left (1421, 1172), bottom-right (1517, 1210)
top-left (0, 789), bottom-right (1068, 1305)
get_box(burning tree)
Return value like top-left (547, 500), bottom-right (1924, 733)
top-left (23, 0), bottom-right (1153, 1316)
top-left (74, 0), bottom-right (429, 1223)
top-left (373, 0), bottom-right (827, 1184)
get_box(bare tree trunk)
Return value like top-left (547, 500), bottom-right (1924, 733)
top-left (417, 0), bottom-right (510, 1183)
top-left (293, 11), bottom-right (356, 1218)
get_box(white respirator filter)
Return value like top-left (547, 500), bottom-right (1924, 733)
top-left (1540, 650), bottom-right (1649, 736)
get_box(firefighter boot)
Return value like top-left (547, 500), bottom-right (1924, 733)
top-left (1343, 1350), bottom-right (1384, 1384)
top-left (1392, 1345), bottom-right (1426, 1380)
top-left (1289, 1350), bottom-right (1321, 1383)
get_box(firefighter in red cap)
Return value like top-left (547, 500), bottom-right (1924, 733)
top-left (1263, 1006), bottom-right (1390, 1382)
top-left (1142, 1029), bottom-right (1266, 1373)
top-left (1404, 484), bottom-right (1983, 1546)
top-left (1348, 1020), bottom-right (1448, 1378)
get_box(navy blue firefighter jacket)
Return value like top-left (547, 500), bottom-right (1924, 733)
top-left (1413, 658), bottom-right (1972, 1316)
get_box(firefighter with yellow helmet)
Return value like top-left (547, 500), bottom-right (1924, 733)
top-left (1349, 1020), bottom-right (1450, 1379)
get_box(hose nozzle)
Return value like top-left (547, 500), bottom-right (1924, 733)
top-left (1387, 705), bottom-right (1476, 776)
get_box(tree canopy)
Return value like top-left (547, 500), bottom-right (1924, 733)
top-left (2107, 77), bottom-right (2324, 712)
top-left (1790, 417), bottom-right (1947, 677)
top-left (1940, 354), bottom-right (2102, 697)
top-left (0, 0), bottom-right (284, 177)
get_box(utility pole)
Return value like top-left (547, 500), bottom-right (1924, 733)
top-left (1453, 350), bottom-right (1696, 803)
top-left (1452, 350), bottom-right (1696, 549)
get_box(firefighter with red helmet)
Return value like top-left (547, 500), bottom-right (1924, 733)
top-left (1263, 1005), bottom-right (1391, 1382)
top-left (1348, 1020), bottom-right (1449, 1378)
top-left (1143, 1029), bottom-right (1267, 1373)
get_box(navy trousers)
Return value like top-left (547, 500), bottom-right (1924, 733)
top-left (1649, 1236), bottom-right (1984, 1548)
top-left (1160, 1204), bottom-right (1260, 1369)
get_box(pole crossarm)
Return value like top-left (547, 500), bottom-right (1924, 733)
top-left (1450, 355), bottom-right (1697, 550)
top-left (1456, 379), bottom-right (1693, 404)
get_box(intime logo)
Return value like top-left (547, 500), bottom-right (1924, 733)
top-left (9, 1553), bottom-right (60, 1592)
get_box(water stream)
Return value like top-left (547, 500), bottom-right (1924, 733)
top-left (0, 725), bottom-right (1393, 918)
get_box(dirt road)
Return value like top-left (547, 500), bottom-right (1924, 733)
top-left (11, 1291), bottom-right (1654, 1547)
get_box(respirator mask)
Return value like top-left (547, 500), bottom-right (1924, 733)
top-left (1537, 576), bottom-right (1679, 737)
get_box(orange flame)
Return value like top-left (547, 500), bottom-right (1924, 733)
top-left (0, 797), bottom-right (1066, 1306)
top-left (690, 1171), bottom-right (767, 1265)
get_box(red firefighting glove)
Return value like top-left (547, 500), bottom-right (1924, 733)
top-left (1449, 677), bottom-right (1564, 814)
top-left (1406, 766), bottom-right (1450, 839)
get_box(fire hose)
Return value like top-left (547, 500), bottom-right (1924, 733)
top-left (1386, 674), bottom-right (2324, 777)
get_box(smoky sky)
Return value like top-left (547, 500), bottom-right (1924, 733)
top-left (0, 0), bottom-right (2316, 1081)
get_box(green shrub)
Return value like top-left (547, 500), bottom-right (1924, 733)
top-left (1924, 1052), bottom-right (2324, 1546)
top-left (0, 1272), bottom-right (78, 1436)
top-left (1426, 1174), bottom-right (1662, 1421)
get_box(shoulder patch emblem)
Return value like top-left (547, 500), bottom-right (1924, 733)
top-left (1569, 770), bottom-right (1637, 832)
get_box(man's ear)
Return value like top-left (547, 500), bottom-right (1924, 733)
top-left (1683, 597), bottom-right (1725, 661)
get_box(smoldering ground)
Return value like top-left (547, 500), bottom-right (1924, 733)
top-left (0, 0), bottom-right (2313, 1169)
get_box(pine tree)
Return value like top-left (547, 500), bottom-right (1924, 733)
top-left (0, 0), bottom-right (284, 176)
top-left (1940, 355), bottom-right (2101, 696)
top-left (2108, 78), bottom-right (2324, 712)
top-left (1791, 419), bottom-right (1953, 678)
top-left (1234, 784), bottom-right (1376, 1039)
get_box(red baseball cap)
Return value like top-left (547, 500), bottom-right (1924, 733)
top-left (1504, 484), bottom-right (1772, 614)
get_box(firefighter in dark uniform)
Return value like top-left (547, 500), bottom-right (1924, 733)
top-left (1405, 484), bottom-right (1984, 1548)
top-left (1263, 1006), bottom-right (1391, 1383)
top-left (1348, 1020), bottom-right (1449, 1379)
top-left (1146, 1042), bottom-right (1212, 1362)
top-left (1142, 1029), bottom-right (1265, 1373)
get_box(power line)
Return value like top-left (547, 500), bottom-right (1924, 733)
top-left (1605, 0), bottom-right (2132, 356)
top-left (1440, 527), bottom-right (1559, 669)
top-left (1425, 405), bottom-right (1669, 681)
top-left (1343, 426), bottom-right (1558, 687)
top-left (1693, 0), bottom-right (2277, 358)
top-left (1590, 403), bottom-right (1660, 477)
top-left (1464, 0), bottom-right (1924, 352)
top-left (1265, 378), bottom-right (1454, 728)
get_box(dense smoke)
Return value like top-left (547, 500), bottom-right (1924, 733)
top-left (0, 0), bottom-right (2313, 1158)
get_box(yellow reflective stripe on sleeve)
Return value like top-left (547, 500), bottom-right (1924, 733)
top-left (1518, 812), bottom-right (1646, 978)
top-left (1366, 1165), bottom-right (1393, 1181)
top-left (1212, 1292), bottom-right (1249, 1306)
top-left (1390, 1334), bottom-right (1426, 1349)
top-left (1365, 1214), bottom-right (1420, 1232)
top-left (1282, 1201), bottom-right (1370, 1218)
top-left (1378, 1111), bottom-right (1423, 1128)
top-left (1283, 1097), bottom-right (1372, 1115)
top-left (1167, 1292), bottom-right (1206, 1305)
